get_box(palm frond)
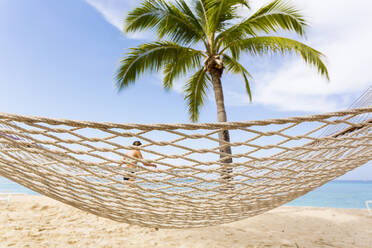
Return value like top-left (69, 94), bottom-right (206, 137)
top-left (227, 36), bottom-right (329, 80)
top-left (125, 0), bottom-right (204, 44)
top-left (223, 54), bottom-right (253, 100)
top-left (215, 24), bottom-right (255, 58)
top-left (207, 0), bottom-right (250, 33)
top-left (163, 50), bottom-right (203, 90)
top-left (195, 0), bottom-right (212, 37)
top-left (116, 41), bottom-right (204, 90)
top-left (247, 0), bottom-right (307, 36)
top-left (185, 68), bottom-right (210, 122)
top-left (175, 0), bottom-right (207, 36)
top-left (216, 0), bottom-right (307, 52)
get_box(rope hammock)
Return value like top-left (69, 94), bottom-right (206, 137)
top-left (0, 91), bottom-right (371, 228)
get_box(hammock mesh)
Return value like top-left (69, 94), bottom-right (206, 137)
top-left (0, 103), bottom-right (371, 228)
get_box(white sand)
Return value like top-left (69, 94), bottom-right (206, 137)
top-left (1, 195), bottom-right (372, 248)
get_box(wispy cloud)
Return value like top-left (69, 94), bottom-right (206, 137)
top-left (84, 0), bottom-right (151, 39)
top-left (84, 0), bottom-right (129, 30)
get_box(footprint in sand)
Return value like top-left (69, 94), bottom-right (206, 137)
top-left (30, 204), bottom-right (39, 210)
top-left (40, 206), bottom-right (49, 211)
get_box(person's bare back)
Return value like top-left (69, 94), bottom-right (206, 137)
top-left (122, 141), bottom-right (156, 181)
top-left (125, 149), bottom-right (142, 169)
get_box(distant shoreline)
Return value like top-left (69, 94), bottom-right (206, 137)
top-left (333, 180), bottom-right (372, 183)
top-left (1, 178), bottom-right (372, 209)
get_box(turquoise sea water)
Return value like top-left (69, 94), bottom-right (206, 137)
top-left (287, 180), bottom-right (372, 209)
top-left (0, 177), bottom-right (37, 195)
top-left (1, 177), bottom-right (371, 209)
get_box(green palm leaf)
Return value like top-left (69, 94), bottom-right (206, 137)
top-left (175, 0), bottom-right (207, 36)
top-left (116, 41), bottom-right (204, 90)
top-left (225, 36), bottom-right (329, 80)
top-left (207, 0), bottom-right (251, 33)
top-left (125, 0), bottom-right (204, 44)
top-left (223, 54), bottom-right (253, 100)
top-left (185, 68), bottom-right (210, 122)
top-left (163, 50), bottom-right (204, 90)
top-left (195, 0), bottom-right (212, 37)
top-left (216, 0), bottom-right (307, 52)
top-left (247, 0), bottom-right (307, 36)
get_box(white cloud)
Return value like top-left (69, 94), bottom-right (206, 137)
top-left (229, 0), bottom-right (372, 112)
top-left (84, 0), bottom-right (152, 39)
top-left (84, 0), bottom-right (128, 30)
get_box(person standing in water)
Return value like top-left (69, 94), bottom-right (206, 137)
top-left (122, 141), bottom-right (156, 181)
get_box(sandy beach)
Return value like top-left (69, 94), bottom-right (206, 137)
top-left (0, 196), bottom-right (371, 247)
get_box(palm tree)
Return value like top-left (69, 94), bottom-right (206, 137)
top-left (116, 0), bottom-right (329, 181)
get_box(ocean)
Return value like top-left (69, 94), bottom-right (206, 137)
top-left (287, 180), bottom-right (372, 209)
top-left (1, 177), bottom-right (371, 209)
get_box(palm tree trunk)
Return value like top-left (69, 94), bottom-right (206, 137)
top-left (210, 68), bottom-right (233, 183)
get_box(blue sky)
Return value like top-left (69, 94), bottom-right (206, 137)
top-left (0, 0), bottom-right (371, 180)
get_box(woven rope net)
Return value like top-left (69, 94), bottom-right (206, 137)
top-left (0, 92), bottom-right (371, 228)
